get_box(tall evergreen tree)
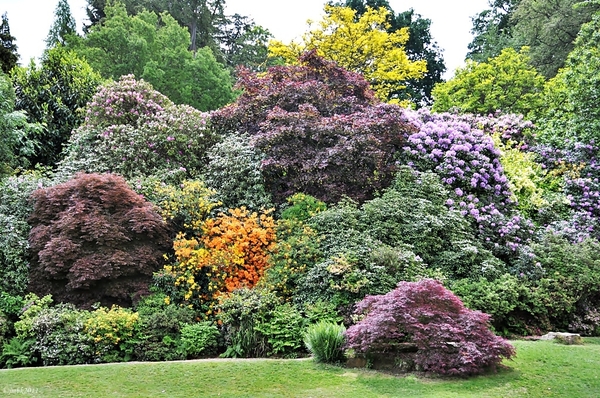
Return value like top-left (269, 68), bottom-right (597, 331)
top-left (46, 0), bottom-right (77, 48)
top-left (467, 0), bottom-right (519, 62)
top-left (0, 13), bottom-right (19, 73)
top-left (135, 0), bottom-right (225, 54)
top-left (216, 14), bottom-right (273, 71)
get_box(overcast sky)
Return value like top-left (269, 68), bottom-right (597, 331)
top-left (2, 0), bottom-right (488, 78)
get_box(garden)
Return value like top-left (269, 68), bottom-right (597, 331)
top-left (2, 0), bottom-right (600, 394)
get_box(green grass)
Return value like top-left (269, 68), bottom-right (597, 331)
top-left (1, 339), bottom-right (600, 397)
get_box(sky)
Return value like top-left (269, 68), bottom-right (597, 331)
top-left (1, 0), bottom-right (489, 78)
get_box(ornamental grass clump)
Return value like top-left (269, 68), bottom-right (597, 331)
top-left (304, 321), bottom-right (346, 363)
top-left (345, 279), bottom-right (515, 376)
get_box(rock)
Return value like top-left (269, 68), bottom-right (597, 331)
top-left (539, 332), bottom-right (583, 345)
top-left (346, 357), bottom-right (367, 368)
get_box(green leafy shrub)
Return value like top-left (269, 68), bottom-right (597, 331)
top-left (493, 136), bottom-right (565, 220)
top-left (0, 337), bottom-right (36, 368)
top-left (30, 304), bottom-right (95, 366)
top-left (261, 216), bottom-right (322, 300)
top-left (0, 312), bottom-right (9, 348)
top-left (178, 322), bottom-right (220, 358)
top-left (304, 321), bottom-right (346, 363)
top-left (302, 301), bottom-right (344, 325)
top-left (14, 293), bottom-right (53, 340)
top-left (218, 288), bottom-right (280, 358)
top-left (528, 234), bottom-right (600, 333)
top-left (0, 292), bottom-right (25, 346)
top-left (451, 274), bottom-right (529, 336)
top-left (203, 133), bottom-right (273, 212)
top-left (293, 230), bottom-right (399, 311)
top-left (219, 289), bottom-right (309, 358)
top-left (295, 203), bottom-right (436, 316)
top-left (362, 167), bottom-right (502, 279)
top-left (0, 291), bottom-right (24, 323)
top-left (134, 301), bottom-right (195, 362)
top-left (280, 193), bottom-right (327, 222)
top-left (0, 171), bottom-right (53, 296)
top-left (85, 306), bottom-right (141, 363)
top-left (254, 302), bottom-right (306, 357)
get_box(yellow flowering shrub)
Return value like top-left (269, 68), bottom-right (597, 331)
top-left (85, 305), bottom-right (140, 361)
top-left (151, 179), bottom-right (220, 234)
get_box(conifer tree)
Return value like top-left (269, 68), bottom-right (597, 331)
top-left (46, 0), bottom-right (77, 48)
top-left (0, 13), bottom-right (18, 73)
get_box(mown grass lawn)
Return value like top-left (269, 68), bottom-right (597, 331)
top-left (1, 339), bottom-right (599, 397)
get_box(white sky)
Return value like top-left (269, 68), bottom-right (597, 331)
top-left (1, 0), bottom-right (489, 78)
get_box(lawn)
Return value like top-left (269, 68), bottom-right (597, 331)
top-left (1, 339), bottom-right (599, 397)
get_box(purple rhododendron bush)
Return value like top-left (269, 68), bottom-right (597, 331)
top-left (345, 279), bottom-right (516, 376)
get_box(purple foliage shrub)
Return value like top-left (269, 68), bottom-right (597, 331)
top-left (256, 103), bottom-right (412, 203)
top-left (345, 279), bottom-right (515, 376)
top-left (28, 173), bottom-right (171, 308)
top-left (212, 51), bottom-right (415, 204)
top-left (211, 50), bottom-right (376, 136)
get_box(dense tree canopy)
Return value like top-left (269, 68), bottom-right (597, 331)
top-left (432, 47), bottom-right (545, 116)
top-left (469, 0), bottom-right (600, 78)
top-left (511, 0), bottom-right (600, 78)
top-left (141, 0), bottom-right (225, 54)
top-left (84, 0), bottom-right (271, 71)
top-left (268, 5), bottom-right (426, 104)
top-left (11, 47), bottom-right (103, 167)
top-left (467, 0), bottom-right (519, 62)
top-left (71, 1), bottom-right (234, 111)
top-left (0, 72), bottom-right (39, 175)
top-left (0, 13), bottom-right (18, 73)
top-left (537, 11), bottom-right (600, 145)
top-left (216, 13), bottom-right (272, 71)
top-left (337, 0), bottom-right (446, 106)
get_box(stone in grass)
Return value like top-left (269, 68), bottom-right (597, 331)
top-left (539, 332), bottom-right (583, 345)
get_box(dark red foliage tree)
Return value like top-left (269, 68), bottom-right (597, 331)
top-left (212, 50), bottom-right (415, 204)
top-left (345, 279), bottom-right (515, 376)
top-left (28, 173), bottom-right (171, 308)
top-left (211, 50), bottom-right (377, 135)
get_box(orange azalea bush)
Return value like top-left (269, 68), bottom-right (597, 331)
top-left (164, 207), bottom-right (276, 312)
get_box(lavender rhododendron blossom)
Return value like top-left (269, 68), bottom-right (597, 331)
top-left (402, 109), bottom-right (512, 209)
top-left (399, 109), bottom-right (537, 258)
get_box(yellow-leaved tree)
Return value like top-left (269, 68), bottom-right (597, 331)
top-left (268, 5), bottom-right (427, 104)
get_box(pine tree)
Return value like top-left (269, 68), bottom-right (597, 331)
top-left (0, 13), bottom-right (19, 73)
top-left (45, 0), bottom-right (77, 48)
